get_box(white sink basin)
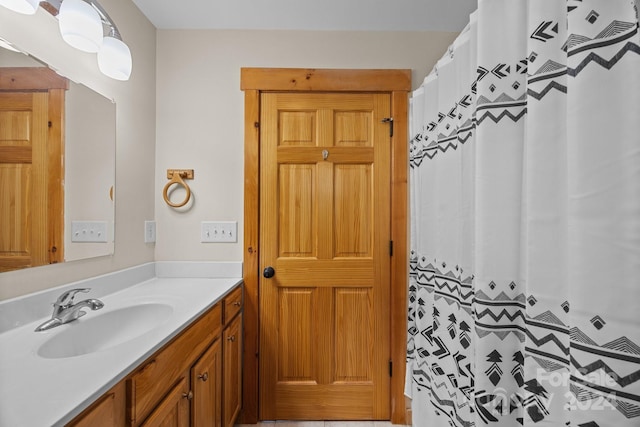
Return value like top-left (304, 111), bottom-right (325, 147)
top-left (37, 303), bottom-right (173, 359)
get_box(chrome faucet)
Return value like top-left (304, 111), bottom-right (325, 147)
top-left (34, 288), bottom-right (104, 332)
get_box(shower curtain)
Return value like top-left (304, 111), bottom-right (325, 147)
top-left (406, 1), bottom-right (640, 426)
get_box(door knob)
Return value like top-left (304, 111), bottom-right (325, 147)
top-left (263, 266), bottom-right (275, 278)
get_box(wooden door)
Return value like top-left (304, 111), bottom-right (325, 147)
top-left (259, 92), bottom-right (391, 420)
top-left (0, 67), bottom-right (66, 272)
top-left (223, 313), bottom-right (243, 427)
top-left (0, 92), bottom-right (50, 271)
top-left (192, 340), bottom-right (222, 427)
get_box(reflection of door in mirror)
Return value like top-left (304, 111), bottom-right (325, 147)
top-left (0, 67), bottom-right (67, 272)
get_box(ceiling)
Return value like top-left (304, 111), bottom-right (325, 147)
top-left (130, 0), bottom-right (478, 32)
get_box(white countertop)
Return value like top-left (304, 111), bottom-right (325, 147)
top-left (0, 271), bottom-right (242, 427)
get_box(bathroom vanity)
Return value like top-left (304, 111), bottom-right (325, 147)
top-left (0, 263), bottom-right (243, 427)
top-left (69, 284), bottom-right (242, 427)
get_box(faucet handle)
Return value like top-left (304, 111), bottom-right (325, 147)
top-left (55, 288), bottom-right (90, 306)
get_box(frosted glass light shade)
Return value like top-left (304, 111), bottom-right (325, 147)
top-left (58, 0), bottom-right (103, 53)
top-left (0, 0), bottom-right (39, 15)
top-left (98, 36), bottom-right (132, 80)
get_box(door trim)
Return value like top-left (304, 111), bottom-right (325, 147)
top-left (240, 68), bottom-right (410, 424)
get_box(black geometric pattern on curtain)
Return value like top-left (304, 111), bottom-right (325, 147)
top-left (407, 1), bottom-right (640, 426)
top-left (408, 252), bottom-right (640, 425)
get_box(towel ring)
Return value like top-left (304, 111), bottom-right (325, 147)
top-left (163, 171), bottom-right (192, 208)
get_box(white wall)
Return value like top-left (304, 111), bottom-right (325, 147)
top-left (154, 29), bottom-right (457, 261)
top-left (0, 0), bottom-right (157, 300)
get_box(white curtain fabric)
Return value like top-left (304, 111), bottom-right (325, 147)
top-left (406, 1), bottom-right (640, 426)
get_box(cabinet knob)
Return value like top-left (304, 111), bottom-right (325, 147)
top-left (233, 301), bottom-right (241, 307)
top-left (182, 390), bottom-right (193, 400)
top-left (227, 335), bottom-right (236, 342)
top-left (198, 372), bottom-right (209, 382)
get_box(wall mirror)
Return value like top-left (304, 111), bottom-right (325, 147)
top-left (0, 41), bottom-right (115, 272)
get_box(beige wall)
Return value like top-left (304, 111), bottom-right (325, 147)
top-left (154, 29), bottom-right (457, 262)
top-left (0, 0), bottom-right (157, 300)
top-left (0, 7), bottom-right (456, 300)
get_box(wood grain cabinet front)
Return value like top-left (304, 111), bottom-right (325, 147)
top-left (128, 303), bottom-right (222, 426)
top-left (139, 376), bottom-right (190, 427)
top-left (222, 312), bottom-right (243, 427)
top-left (192, 339), bottom-right (223, 427)
top-left (66, 382), bottom-right (126, 427)
top-left (65, 283), bottom-right (243, 427)
top-left (222, 286), bottom-right (242, 325)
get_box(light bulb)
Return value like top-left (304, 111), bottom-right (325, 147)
top-left (0, 0), bottom-right (39, 15)
top-left (97, 36), bottom-right (132, 80)
top-left (58, 0), bottom-right (103, 53)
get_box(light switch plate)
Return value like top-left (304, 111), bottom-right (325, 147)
top-left (201, 221), bottom-right (237, 243)
top-left (144, 220), bottom-right (156, 243)
top-left (71, 221), bottom-right (108, 243)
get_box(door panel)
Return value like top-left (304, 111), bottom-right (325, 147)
top-left (334, 288), bottom-right (373, 382)
top-left (277, 288), bottom-right (314, 382)
top-left (279, 111), bottom-right (316, 146)
top-left (334, 111), bottom-right (371, 147)
top-left (259, 92), bottom-right (391, 420)
top-left (334, 164), bottom-right (372, 257)
top-left (279, 164), bottom-right (315, 257)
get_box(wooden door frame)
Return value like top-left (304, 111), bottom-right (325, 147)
top-left (240, 68), bottom-right (410, 424)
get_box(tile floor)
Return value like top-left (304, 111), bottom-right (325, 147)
top-left (238, 422), bottom-right (408, 427)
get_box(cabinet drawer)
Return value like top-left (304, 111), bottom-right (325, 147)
top-left (223, 285), bottom-right (243, 325)
top-left (129, 303), bottom-right (221, 426)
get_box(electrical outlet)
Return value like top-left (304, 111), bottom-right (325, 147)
top-left (144, 220), bottom-right (156, 243)
top-left (201, 221), bottom-right (237, 243)
top-left (71, 221), bottom-right (108, 243)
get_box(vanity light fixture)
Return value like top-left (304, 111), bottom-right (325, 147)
top-left (0, 0), bottom-right (39, 15)
top-left (58, 0), bottom-right (103, 53)
top-left (97, 27), bottom-right (132, 81)
top-left (0, 0), bottom-right (132, 80)
top-left (58, 0), bottom-right (132, 80)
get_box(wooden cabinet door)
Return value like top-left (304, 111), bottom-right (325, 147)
top-left (140, 376), bottom-right (190, 427)
top-left (259, 93), bottom-right (391, 420)
top-left (129, 304), bottom-right (221, 425)
top-left (192, 339), bottom-right (222, 427)
top-left (66, 382), bottom-right (126, 427)
top-left (223, 314), bottom-right (242, 427)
